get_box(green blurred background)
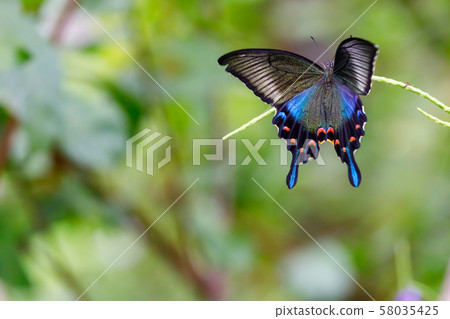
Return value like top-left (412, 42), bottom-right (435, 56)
top-left (0, 0), bottom-right (449, 301)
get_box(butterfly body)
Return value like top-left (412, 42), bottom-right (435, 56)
top-left (218, 37), bottom-right (378, 188)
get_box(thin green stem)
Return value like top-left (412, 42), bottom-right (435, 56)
top-left (417, 108), bottom-right (450, 128)
top-left (372, 76), bottom-right (450, 114)
top-left (222, 75), bottom-right (449, 140)
top-left (222, 108), bottom-right (275, 140)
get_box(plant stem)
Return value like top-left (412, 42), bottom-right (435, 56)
top-left (372, 76), bottom-right (449, 114)
top-left (0, 115), bottom-right (19, 174)
top-left (222, 108), bottom-right (275, 140)
top-left (417, 108), bottom-right (450, 128)
top-left (222, 75), bottom-right (449, 140)
top-left (50, 0), bottom-right (79, 44)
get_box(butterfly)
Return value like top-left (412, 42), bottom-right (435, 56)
top-left (218, 37), bottom-right (378, 188)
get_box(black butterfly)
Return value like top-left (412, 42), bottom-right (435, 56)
top-left (218, 37), bottom-right (378, 188)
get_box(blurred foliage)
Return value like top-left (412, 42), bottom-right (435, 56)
top-left (0, 0), bottom-right (449, 300)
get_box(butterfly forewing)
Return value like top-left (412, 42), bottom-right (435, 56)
top-left (333, 37), bottom-right (378, 95)
top-left (218, 49), bottom-right (324, 106)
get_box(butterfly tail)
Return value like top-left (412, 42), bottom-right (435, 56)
top-left (285, 135), bottom-right (321, 189)
top-left (286, 149), bottom-right (300, 189)
top-left (344, 148), bottom-right (361, 187)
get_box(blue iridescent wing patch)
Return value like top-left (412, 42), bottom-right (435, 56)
top-left (331, 81), bottom-right (368, 187)
top-left (272, 84), bottom-right (324, 188)
top-left (272, 80), bottom-right (367, 188)
top-left (218, 37), bottom-right (378, 188)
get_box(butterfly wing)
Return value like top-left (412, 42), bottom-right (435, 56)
top-left (218, 49), bottom-right (324, 106)
top-left (272, 83), bottom-right (326, 188)
top-left (326, 81), bottom-right (367, 187)
top-left (278, 78), bottom-right (369, 189)
top-left (333, 37), bottom-right (379, 95)
top-left (219, 49), bottom-right (325, 188)
top-left (329, 37), bottom-right (378, 187)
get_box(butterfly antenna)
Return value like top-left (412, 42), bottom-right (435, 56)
top-left (310, 36), bottom-right (331, 63)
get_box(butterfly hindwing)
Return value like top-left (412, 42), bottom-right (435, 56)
top-left (272, 84), bottom-right (325, 189)
top-left (331, 82), bottom-right (367, 187)
top-left (273, 77), bottom-right (369, 188)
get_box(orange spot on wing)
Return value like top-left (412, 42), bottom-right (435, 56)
top-left (355, 124), bottom-right (361, 130)
top-left (335, 139), bottom-right (340, 146)
top-left (343, 147), bottom-right (347, 153)
top-left (317, 127), bottom-right (326, 144)
top-left (326, 127), bottom-right (335, 143)
top-left (290, 138), bottom-right (296, 144)
top-left (308, 140), bottom-right (316, 146)
top-left (350, 136), bottom-right (356, 142)
top-left (299, 148), bottom-right (304, 153)
top-left (283, 126), bottom-right (290, 132)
